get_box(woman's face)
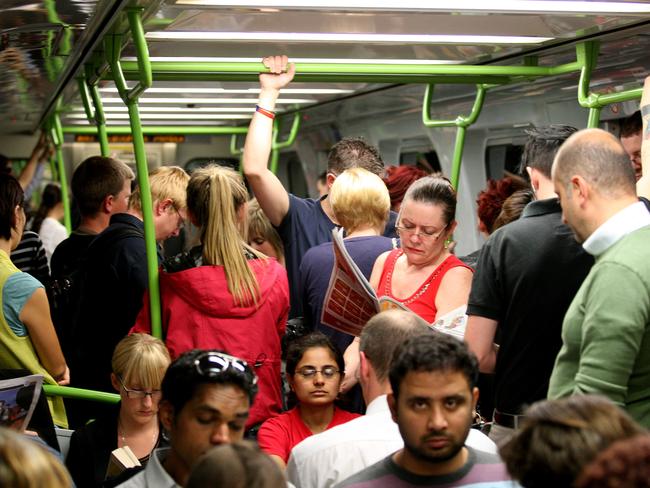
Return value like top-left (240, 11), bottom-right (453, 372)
top-left (249, 234), bottom-right (280, 260)
top-left (397, 200), bottom-right (453, 266)
top-left (289, 347), bottom-right (342, 407)
top-left (113, 374), bottom-right (162, 425)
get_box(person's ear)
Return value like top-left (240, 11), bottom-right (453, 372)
top-left (359, 352), bottom-right (370, 385)
top-left (571, 175), bottom-right (590, 207)
top-left (326, 172), bottom-right (337, 190)
top-left (110, 373), bottom-right (120, 393)
top-left (388, 392), bottom-right (398, 423)
top-left (471, 387), bottom-right (479, 412)
top-left (158, 400), bottom-right (174, 432)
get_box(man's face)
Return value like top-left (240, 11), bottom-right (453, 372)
top-left (155, 201), bottom-right (186, 241)
top-left (111, 179), bottom-right (132, 215)
top-left (389, 370), bottom-right (478, 467)
top-left (554, 176), bottom-right (588, 243)
top-left (620, 132), bottom-right (642, 181)
top-left (161, 383), bottom-right (250, 478)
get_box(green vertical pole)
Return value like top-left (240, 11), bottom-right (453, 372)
top-left (51, 114), bottom-right (72, 233)
top-left (270, 118), bottom-right (280, 174)
top-left (587, 107), bottom-right (601, 129)
top-left (90, 83), bottom-right (110, 156)
top-left (450, 126), bottom-right (466, 191)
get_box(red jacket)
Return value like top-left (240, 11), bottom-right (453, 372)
top-left (133, 257), bottom-right (289, 428)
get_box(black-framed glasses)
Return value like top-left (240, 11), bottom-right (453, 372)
top-left (117, 376), bottom-right (162, 400)
top-left (395, 224), bottom-right (447, 241)
top-left (194, 351), bottom-right (258, 388)
top-left (296, 366), bottom-right (341, 379)
top-left (171, 203), bottom-right (185, 230)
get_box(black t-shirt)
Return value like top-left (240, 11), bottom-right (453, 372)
top-left (467, 199), bottom-right (594, 413)
top-left (50, 231), bottom-right (97, 279)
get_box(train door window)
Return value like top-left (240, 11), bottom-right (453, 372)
top-left (276, 151), bottom-right (308, 198)
top-left (485, 144), bottom-right (524, 180)
top-left (399, 150), bottom-right (441, 173)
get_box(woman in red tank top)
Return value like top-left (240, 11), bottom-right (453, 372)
top-left (370, 176), bottom-right (473, 323)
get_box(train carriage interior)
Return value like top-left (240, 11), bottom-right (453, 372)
top-left (0, 0), bottom-right (649, 478)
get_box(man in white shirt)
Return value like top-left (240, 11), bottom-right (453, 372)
top-left (548, 128), bottom-right (650, 428)
top-left (288, 310), bottom-right (496, 488)
top-left (118, 350), bottom-right (257, 487)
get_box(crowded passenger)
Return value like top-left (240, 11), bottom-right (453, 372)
top-left (258, 332), bottom-right (359, 469)
top-left (490, 189), bottom-right (534, 231)
top-left (117, 349), bottom-right (257, 488)
top-left (242, 55), bottom-right (396, 318)
top-left (71, 166), bottom-right (188, 407)
top-left (186, 441), bottom-right (286, 488)
top-left (500, 395), bottom-right (643, 488)
top-left (548, 128), bottom-right (650, 428)
top-left (66, 333), bottom-right (171, 488)
top-left (383, 165), bottom-right (428, 212)
top-left (10, 230), bottom-right (50, 285)
top-left (0, 174), bottom-right (69, 428)
top-left (637, 75), bottom-right (650, 199)
top-left (132, 165), bottom-right (288, 431)
top-left (336, 333), bottom-right (512, 487)
top-left (288, 310), bottom-right (496, 488)
top-left (29, 183), bottom-right (67, 264)
top-left (300, 168), bottom-right (394, 354)
top-left (619, 110), bottom-right (642, 181)
top-left (247, 198), bottom-right (285, 266)
top-left (465, 125), bottom-right (594, 445)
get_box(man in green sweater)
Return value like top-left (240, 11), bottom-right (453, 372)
top-left (548, 128), bottom-right (650, 428)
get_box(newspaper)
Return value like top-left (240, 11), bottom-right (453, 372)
top-left (0, 374), bottom-right (43, 432)
top-left (320, 228), bottom-right (467, 338)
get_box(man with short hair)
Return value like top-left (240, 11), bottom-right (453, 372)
top-left (51, 156), bottom-right (134, 278)
top-left (118, 350), bottom-right (257, 488)
top-left (548, 128), bottom-right (650, 429)
top-left (619, 111), bottom-right (642, 182)
top-left (464, 125), bottom-right (594, 445)
top-left (72, 166), bottom-right (189, 400)
top-left (242, 55), bottom-right (396, 317)
top-left (336, 333), bottom-right (511, 487)
top-left (288, 310), bottom-right (496, 488)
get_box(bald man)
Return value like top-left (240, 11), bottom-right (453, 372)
top-left (548, 128), bottom-right (650, 429)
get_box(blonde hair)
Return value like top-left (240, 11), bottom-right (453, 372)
top-left (330, 168), bottom-right (390, 233)
top-left (130, 166), bottom-right (190, 212)
top-left (112, 334), bottom-right (171, 390)
top-left (187, 165), bottom-right (264, 305)
top-left (0, 427), bottom-right (71, 488)
top-left (247, 199), bottom-right (284, 262)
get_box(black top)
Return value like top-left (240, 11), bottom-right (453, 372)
top-left (467, 199), bottom-right (594, 413)
top-left (50, 230), bottom-right (97, 279)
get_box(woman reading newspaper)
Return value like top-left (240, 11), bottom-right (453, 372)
top-left (340, 176), bottom-right (473, 392)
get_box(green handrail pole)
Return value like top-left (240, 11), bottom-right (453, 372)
top-left (273, 113), bottom-right (301, 150)
top-left (450, 126), bottom-right (467, 190)
top-left (77, 72), bottom-right (110, 156)
top-left (230, 133), bottom-right (243, 156)
top-left (105, 9), bottom-right (162, 339)
top-left (587, 107), bottom-right (602, 129)
top-left (51, 113), bottom-right (72, 233)
top-left (77, 77), bottom-right (94, 120)
top-left (43, 385), bottom-right (120, 404)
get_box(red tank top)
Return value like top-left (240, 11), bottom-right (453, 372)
top-left (377, 249), bottom-right (473, 322)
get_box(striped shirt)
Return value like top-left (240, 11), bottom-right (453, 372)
top-left (10, 231), bottom-right (50, 285)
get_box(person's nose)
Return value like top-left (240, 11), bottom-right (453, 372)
top-left (210, 422), bottom-right (231, 445)
top-left (427, 405), bottom-right (449, 432)
top-left (313, 372), bottom-right (326, 386)
top-left (141, 394), bottom-right (153, 408)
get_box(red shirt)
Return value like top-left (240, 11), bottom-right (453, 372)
top-left (258, 406), bottom-right (360, 463)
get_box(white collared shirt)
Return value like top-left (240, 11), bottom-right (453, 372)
top-left (116, 448), bottom-right (180, 488)
top-left (583, 201), bottom-right (650, 257)
top-left (287, 395), bottom-right (496, 488)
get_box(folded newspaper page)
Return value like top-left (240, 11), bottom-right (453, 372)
top-left (0, 374), bottom-right (43, 432)
top-left (321, 228), bottom-right (468, 338)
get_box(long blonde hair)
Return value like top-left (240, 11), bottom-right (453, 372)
top-left (187, 165), bottom-right (263, 305)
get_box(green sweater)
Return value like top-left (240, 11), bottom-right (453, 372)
top-left (548, 226), bottom-right (650, 427)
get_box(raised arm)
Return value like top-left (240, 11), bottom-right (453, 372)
top-left (19, 288), bottom-right (69, 384)
top-left (638, 75), bottom-right (650, 199)
top-left (242, 56), bottom-right (296, 226)
top-left (17, 132), bottom-right (48, 191)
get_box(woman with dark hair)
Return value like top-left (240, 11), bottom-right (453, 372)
top-left (0, 174), bottom-right (68, 427)
top-left (257, 332), bottom-right (359, 468)
top-left (30, 183), bottom-right (67, 264)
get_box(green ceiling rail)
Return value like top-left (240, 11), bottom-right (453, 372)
top-left (63, 126), bottom-right (248, 135)
top-left (48, 111), bottom-right (72, 233)
top-left (422, 84), bottom-right (487, 190)
top-left (269, 113), bottom-right (301, 174)
top-left (576, 42), bottom-right (643, 128)
top-left (43, 385), bottom-right (120, 404)
top-left (77, 67), bottom-right (109, 156)
top-left (105, 7), bottom-right (162, 340)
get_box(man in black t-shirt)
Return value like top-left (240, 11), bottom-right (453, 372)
top-left (464, 126), bottom-right (594, 446)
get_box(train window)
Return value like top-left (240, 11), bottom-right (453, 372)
top-left (485, 144), bottom-right (524, 180)
top-left (399, 150), bottom-right (442, 173)
top-left (276, 151), bottom-right (309, 198)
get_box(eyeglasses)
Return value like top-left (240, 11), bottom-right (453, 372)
top-left (395, 224), bottom-right (447, 241)
top-left (171, 203), bottom-right (185, 230)
top-left (194, 351), bottom-right (258, 388)
top-left (296, 366), bottom-right (341, 379)
top-left (117, 376), bottom-right (162, 400)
